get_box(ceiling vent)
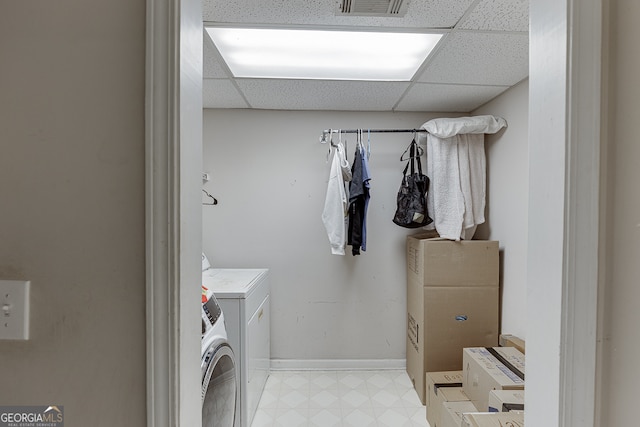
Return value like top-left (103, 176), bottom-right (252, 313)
top-left (337, 0), bottom-right (410, 17)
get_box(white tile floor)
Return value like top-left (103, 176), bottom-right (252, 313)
top-left (251, 370), bottom-right (431, 427)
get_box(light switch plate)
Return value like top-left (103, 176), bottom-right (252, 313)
top-left (0, 280), bottom-right (30, 340)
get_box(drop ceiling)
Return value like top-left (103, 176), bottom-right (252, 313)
top-left (203, 0), bottom-right (529, 112)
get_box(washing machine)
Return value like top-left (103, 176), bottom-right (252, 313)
top-left (202, 255), bottom-right (270, 427)
top-left (201, 289), bottom-right (237, 427)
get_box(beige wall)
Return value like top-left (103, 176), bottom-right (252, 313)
top-left (600, 0), bottom-right (640, 424)
top-left (0, 1), bottom-right (147, 425)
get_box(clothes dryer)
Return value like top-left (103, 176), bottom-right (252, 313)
top-left (202, 263), bottom-right (270, 427)
top-left (201, 291), bottom-right (237, 427)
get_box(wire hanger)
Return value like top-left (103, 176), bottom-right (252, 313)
top-left (339, 130), bottom-right (348, 161)
top-left (399, 137), bottom-right (424, 161)
top-left (202, 189), bottom-right (218, 206)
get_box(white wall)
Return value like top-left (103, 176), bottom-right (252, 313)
top-left (600, 0), bottom-right (640, 424)
top-left (0, 1), bottom-right (146, 425)
top-left (474, 80), bottom-right (529, 339)
top-left (202, 110), bottom-right (456, 363)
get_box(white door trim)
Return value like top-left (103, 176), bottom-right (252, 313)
top-left (528, 0), bottom-right (602, 425)
top-left (145, 0), bottom-right (203, 424)
top-left (145, 0), bottom-right (603, 425)
top-left (560, 1), bottom-right (602, 426)
top-left (145, 0), bottom-right (180, 425)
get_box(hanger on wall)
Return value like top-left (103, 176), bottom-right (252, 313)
top-left (202, 189), bottom-right (218, 206)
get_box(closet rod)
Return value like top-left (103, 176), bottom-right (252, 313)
top-left (319, 128), bottom-right (427, 143)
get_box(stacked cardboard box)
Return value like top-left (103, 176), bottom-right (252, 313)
top-left (406, 235), bottom-right (500, 403)
top-left (462, 347), bottom-right (525, 412)
top-left (441, 401), bottom-right (479, 427)
top-left (499, 334), bottom-right (526, 354)
top-left (425, 347), bottom-right (526, 426)
top-left (462, 412), bottom-right (524, 427)
top-left (438, 390), bottom-right (524, 427)
top-left (425, 371), bottom-right (465, 427)
top-left (488, 390), bottom-right (525, 413)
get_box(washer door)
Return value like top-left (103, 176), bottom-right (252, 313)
top-left (202, 342), bottom-right (237, 427)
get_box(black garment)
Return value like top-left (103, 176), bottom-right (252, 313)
top-left (348, 147), bottom-right (367, 255)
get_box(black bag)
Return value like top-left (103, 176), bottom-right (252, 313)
top-left (392, 139), bottom-right (433, 228)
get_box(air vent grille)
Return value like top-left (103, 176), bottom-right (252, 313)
top-left (338, 0), bottom-right (409, 17)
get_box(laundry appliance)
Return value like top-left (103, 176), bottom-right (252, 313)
top-left (202, 254), bottom-right (270, 427)
top-left (201, 289), bottom-right (237, 427)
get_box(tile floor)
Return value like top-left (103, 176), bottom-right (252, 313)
top-left (251, 370), bottom-right (431, 427)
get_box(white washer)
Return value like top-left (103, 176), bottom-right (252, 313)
top-left (202, 266), bottom-right (270, 427)
top-left (201, 292), bottom-right (237, 427)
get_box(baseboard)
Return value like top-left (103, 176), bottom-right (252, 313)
top-left (270, 359), bottom-right (406, 371)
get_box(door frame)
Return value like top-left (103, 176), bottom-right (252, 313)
top-left (144, 0), bottom-right (604, 425)
top-left (145, 0), bottom-right (203, 425)
top-left (527, 0), bottom-right (603, 425)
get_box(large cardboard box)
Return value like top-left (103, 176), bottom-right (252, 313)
top-left (462, 412), bottom-right (525, 427)
top-left (487, 389), bottom-right (525, 412)
top-left (440, 401), bottom-right (479, 427)
top-left (406, 236), bottom-right (499, 287)
top-left (462, 347), bottom-right (525, 412)
top-left (426, 371), bottom-right (464, 427)
top-left (406, 237), bottom-right (500, 403)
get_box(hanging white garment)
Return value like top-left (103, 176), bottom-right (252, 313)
top-left (421, 115), bottom-right (507, 240)
top-left (322, 142), bottom-right (352, 255)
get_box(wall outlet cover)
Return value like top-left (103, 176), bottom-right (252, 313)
top-left (0, 280), bottom-right (30, 340)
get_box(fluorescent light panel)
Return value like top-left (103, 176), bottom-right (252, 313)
top-left (206, 27), bottom-right (442, 81)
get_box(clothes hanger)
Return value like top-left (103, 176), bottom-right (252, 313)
top-left (400, 135), bottom-right (424, 161)
top-left (339, 130), bottom-right (348, 161)
top-left (325, 129), bottom-right (333, 162)
top-left (202, 189), bottom-right (218, 206)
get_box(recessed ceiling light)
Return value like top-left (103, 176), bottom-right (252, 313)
top-left (205, 27), bottom-right (443, 81)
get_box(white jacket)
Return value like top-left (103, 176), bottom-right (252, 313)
top-left (322, 143), bottom-right (352, 255)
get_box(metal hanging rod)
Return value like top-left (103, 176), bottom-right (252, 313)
top-left (319, 128), bottom-right (428, 144)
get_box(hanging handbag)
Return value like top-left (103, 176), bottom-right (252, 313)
top-left (392, 139), bottom-right (433, 228)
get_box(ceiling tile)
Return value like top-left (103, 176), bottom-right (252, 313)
top-left (203, 37), bottom-right (228, 79)
top-left (201, 0), bottom-right (530, 112)
top-left (417, 31), bottom-right (528, 86)
top-left (203, 79), bottom-right (249, 108)
top-left (236, 79), bottom-right (410, 111)
top-left (395, 83), bottom-right (510, 112)
top-left (460, 0), bottom-right (529, 31)
top-left (203, 0), bottom-right (476, 28)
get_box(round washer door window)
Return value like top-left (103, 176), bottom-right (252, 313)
top-left (202, 344), bottom-right (236, 427)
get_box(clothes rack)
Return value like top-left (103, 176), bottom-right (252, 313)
top-left (319, 128), bottom-right (428, 144)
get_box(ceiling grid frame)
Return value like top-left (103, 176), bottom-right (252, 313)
top-left (202, 0), bottom-right (529, 112)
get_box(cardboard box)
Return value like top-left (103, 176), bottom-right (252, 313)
top-left (406, 237), bottom-right (499, 287)
top-left (487, 389), bottom-right (525, 413)
top-left (406, 237), bottom-right (500, 404)
top-left (462, 412), bottom-right (525, 427)
top-left (433, 388), bottom-right (469, 427)
top-left (426, 371), bottom-right (464, 427)
top-left (440, 401), bottom-right (479, 427)
top-left (462, 347), bottom-right (525, 412)
top-left (499, 334), bottom-right (526, 354)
